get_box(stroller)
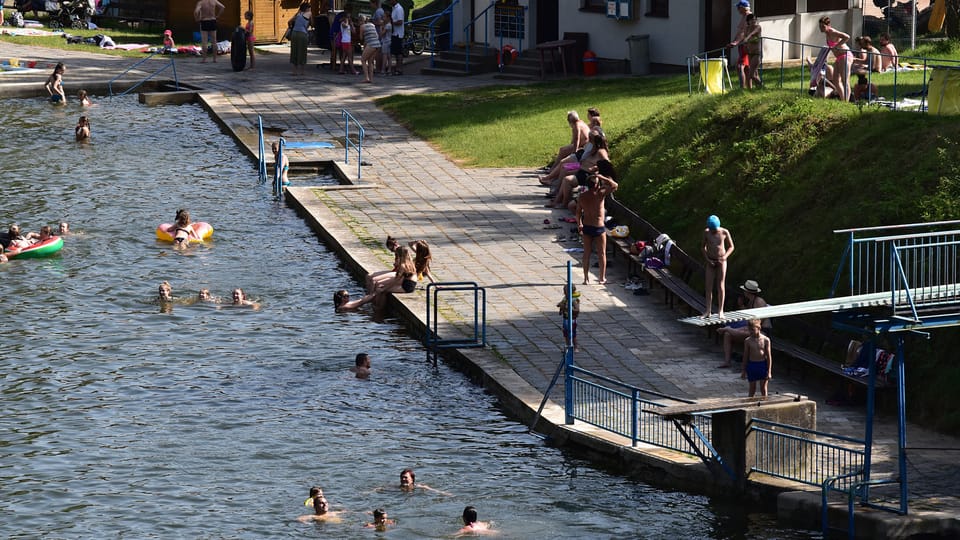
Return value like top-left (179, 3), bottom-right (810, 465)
top-left (48, 0), bottom-right (95, 30)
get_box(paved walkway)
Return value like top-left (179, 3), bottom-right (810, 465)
top-left (2, 41), bottom-right (957, 520)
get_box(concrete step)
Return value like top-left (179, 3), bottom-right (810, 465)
top-left (420, 67), bottom-right (475, 77)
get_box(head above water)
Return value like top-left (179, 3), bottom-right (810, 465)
top-left (462, 506), bottom-right (478, 525)
top-left (706, 215), bottom-right (721, 230)
top-left (400, 468), bottom-right (416, 486)
top-left (334, 289), bottom-right (350, 308)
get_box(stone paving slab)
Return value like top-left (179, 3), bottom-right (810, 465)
top-left (1, 40), bottom-right (957, 522)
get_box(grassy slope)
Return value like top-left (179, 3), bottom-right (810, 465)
top-left (380, 51), bottom-right (960, 433)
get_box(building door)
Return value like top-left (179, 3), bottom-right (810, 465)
top-left (705, 0), bottom-right (731, 55)
top-left (536, 0), bottom-right (558, 43)
top-left (253, 0), bottom-right (281, 43)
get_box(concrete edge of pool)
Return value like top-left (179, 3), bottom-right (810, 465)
top-left (281, 186), bottom-right (960, 540)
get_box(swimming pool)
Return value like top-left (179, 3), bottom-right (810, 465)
top-left (0, 96), bottom-right (817, 538)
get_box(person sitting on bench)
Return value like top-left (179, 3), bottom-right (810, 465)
top-left (716, 280), bottom-right (770, 368)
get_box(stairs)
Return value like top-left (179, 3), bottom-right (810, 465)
top-left (419, 45), bottom-right (499, 77)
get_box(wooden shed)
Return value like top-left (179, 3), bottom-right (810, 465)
top-left (164, 1), bottom-right (335, 45)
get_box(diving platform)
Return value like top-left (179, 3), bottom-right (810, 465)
top-left (675, 220), bottom-right (960, 532)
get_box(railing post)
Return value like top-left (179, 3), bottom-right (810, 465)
top-left (631, 388), bottom-right (639, 447)
top-left (896, 335), bottom-right (908, 514)
top-left (564, 261), bottom-right (574, 425)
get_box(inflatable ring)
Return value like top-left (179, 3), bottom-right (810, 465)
top-left (6, 236), bottom-right (64, 259)
top-left (156, 222), bottom-right (214, 243)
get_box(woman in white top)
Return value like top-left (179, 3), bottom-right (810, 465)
top-left (339, 15), bottom-right (357, 74)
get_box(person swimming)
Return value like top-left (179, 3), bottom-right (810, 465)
top-left (168, 209), bottom-right (200, 249)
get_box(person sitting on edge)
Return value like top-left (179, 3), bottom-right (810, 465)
top-left (364, 508), bottom-right (396, 530)
top-left (539, 110), bottom-right (590, 183)
top-left (298, 487), bottom-right (342, 523)
top-left (878, 33), bottom-right (899, 71)
top-left (457, 506), bottom-right (494, 536)
top-left (350, 353), bottom-right (371, 378)
top-left (365, 237), bottom-right (404, 293)
top-left (716, 280), bottom-right (770, 368)
top-left (410, 240), bottom-right (436, 284)
top-left (702, 214), bottom-right (735, 318)
top-left (369, 245), bottom-right (415, 295)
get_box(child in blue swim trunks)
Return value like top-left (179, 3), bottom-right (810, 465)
top-left (740, 319), bottom-right (772, 397)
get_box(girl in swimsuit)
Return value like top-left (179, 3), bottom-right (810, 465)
top-left (168, 209), bottom-right (200, 250)
top-left (372, 246), bottom-right (417, 312)
top-left (410, 240), bottom-right (436, 284)
top-left (819, 16), bottom-right (852, 103)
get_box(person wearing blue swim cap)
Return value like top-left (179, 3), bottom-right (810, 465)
top-left (702, 214), bottom-right (735, 318)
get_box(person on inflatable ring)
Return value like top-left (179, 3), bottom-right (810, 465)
top-left (167, 209), bottom-right (202, 250)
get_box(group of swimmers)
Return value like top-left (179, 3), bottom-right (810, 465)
top-left (43, 63), bottom-right (93, 141)
top-left (156, 281), bottom-right (260, 309)
top-left (297, 472), bottom-right (493, 535)
top-left (334, 235), bottom-right (436, 313)
top-left (0, 222), bottom-right (68, 261)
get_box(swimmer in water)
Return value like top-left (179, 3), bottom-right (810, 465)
top-left (399, 468), bottom-right (450, 495)
top-left (230, 288), bottom-right (261, 310)
top-left (298, 487), bottom-right (342, 523)
top-left (334, 289), bottom-right (373, 312)
top-left (158, 281), bottom-right (173, 302)
top-left (456, 506), bottom-right (495, 536)
top-left (363, 508), bottom-right (396, 530)
top-left (166, 209), bottom-right (201, 250)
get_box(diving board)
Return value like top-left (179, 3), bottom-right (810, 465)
top-left (646, 394), bottom-right (806, 419)
top-left (680, 284), bottom-right (960, 328)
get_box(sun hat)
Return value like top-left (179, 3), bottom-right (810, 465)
top-left (740, 280), bottom-right (761, 294)
top-left (706, 215), bottom-right (721, 230)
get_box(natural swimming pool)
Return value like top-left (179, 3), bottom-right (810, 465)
top-left (0, 96), bottom-right (818, 538)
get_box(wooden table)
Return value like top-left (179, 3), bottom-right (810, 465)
top-left (535, 39), bottom-right (576, 79)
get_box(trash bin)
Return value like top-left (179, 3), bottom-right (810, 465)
top-left (626, 34), bottom-right (650, 76)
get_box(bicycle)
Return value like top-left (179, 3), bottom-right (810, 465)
top-left (403, 25), bottom-right (432, 56)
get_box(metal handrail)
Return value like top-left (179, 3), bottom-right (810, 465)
top-left (405, 0), bottom-right (458, 68)
top-left (751, 419), bottom-right (864, 489)
top-left (463, 1), bottom-right (495, 73)
top-left (340, 109), bottom-right (364, 181)
top-left (256, 115), bottom-right (268, 185)
top-left (107, 52), bottom-right (179, 97)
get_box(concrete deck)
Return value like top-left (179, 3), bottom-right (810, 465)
top-left (1, 40), bottom-right (957, 537)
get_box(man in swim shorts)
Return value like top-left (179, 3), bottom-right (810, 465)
top-left (576, 160), bottom-right (618, 285)
top-left (194, 0), bottom-right (225, 63)
top-left (740, 319), bottom-right (772, 397)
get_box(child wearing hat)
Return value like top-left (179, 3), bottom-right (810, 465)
top-left (162, 29), bottom-right (176, 52)
top-left (702, 214), bottom-right (735, 318)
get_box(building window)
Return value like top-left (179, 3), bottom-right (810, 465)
top-left (581, 0), bottom-right (606, 13)
top-left (755, 0), bottom-right (795, 17)
top-left (494, 3), bottom-right (525, 39)
top-left (807, 0), bottom-right (848, 12)
top-left (647, 0), bottom-right (669, 18)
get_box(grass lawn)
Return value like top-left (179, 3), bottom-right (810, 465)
top-left (0, 16), bottom-right (165, 58)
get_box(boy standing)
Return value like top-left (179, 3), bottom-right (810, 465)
top-left (702, 214), bottom-right (734, 317)
top-left (741, 319), bottom-right (772, 397)
top-left (557, 284), bottom-right (580, 351)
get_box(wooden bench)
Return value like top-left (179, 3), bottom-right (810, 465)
top-left (95, 0), bottom-right (166, 29)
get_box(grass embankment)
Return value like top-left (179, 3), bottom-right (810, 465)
top-left (379, 42), bottom-right (960, 434)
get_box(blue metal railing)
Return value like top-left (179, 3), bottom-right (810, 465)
top-left (405, 0), bottom-right (458, 69)
top-left (567, 366), bottom-right (710, 455)
top-left (257, 115), bottom-right (268, 185)
top-left (273, 137), bottom-right (286, 199)
top-left (829, 221), bottom-right (960, 318)
top-left (750, 419), bottom-right (864, 489)
top-left (341, 109), bottom-right (364, 181)
top-left (108, 52), bottom-right (179, 97)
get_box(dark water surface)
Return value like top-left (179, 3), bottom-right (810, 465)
top-left (0, 97), bottom-right (817, 539)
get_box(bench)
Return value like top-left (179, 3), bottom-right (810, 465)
top-left (95, 0), bottom-right (166, 29)
top-left (603, 196), bottom-right (887, 389)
